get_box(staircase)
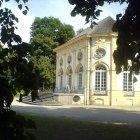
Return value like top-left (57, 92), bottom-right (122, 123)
top-left (18, 92), bottom-right (62, 106)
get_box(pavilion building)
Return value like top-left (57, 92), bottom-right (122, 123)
top-left (53, 16), bottom-right (140, 106)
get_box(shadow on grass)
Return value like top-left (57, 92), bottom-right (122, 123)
top-left (21, 112), bottom-right (140, 140)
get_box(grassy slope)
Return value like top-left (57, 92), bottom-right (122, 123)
top-left (22, 113), bottom-right (140, 140)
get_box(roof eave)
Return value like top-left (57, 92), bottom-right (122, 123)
top-left (53, 34), bottom-right (91, 52)
top-left (53, 32), bottom-right (118, 52)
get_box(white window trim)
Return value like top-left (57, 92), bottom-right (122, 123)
top-left (67, 74), bottom-right (72, 88)
top-left (78, 72), bottom-right (83, 90)
top-left (123, 71), bottom-right (134, 96)
top-left (94, 65), bottom-right (107, 95)
top-left (59, 75), bottom-right (63, 90)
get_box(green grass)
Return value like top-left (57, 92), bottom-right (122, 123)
top-left (22, 113), bottom-right (140, 140)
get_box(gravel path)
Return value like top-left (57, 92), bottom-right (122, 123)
top-left (12, 98), bottom-right (140, 127)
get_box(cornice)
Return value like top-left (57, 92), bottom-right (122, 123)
top-left (91, 32), bottom-right (117, 37)
top-left (53, 32), bottom-right (117, 52)
top-left (53, 34), bottom-right (91, 52)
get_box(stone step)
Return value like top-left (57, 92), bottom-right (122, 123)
top-left (18, 93), bottom-right (62, 106)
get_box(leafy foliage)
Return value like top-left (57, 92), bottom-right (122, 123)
top-left (0, 0), bottom-right (37, 139)
top-left (69, 0), bottom-right (140, 76)
top-left (113, 0), bottom-right (140, 76)
top-left (34, 56), bottom-right (56, 86)
top-left (0, 0), bottom-right (39, 108)
top-left (0, 110), bottom-right (36, 140)
top-left (69, 0), bottom-right (128, 24)
top-left (30, 17), bottom-right (75, 89)
top-left (30, 17), bottom-right (75, 46)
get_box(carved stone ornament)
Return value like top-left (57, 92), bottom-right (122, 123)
top-left (95, 48), bottom-right (106, 58)
top-left (73, 95), bottom-right (80, 102)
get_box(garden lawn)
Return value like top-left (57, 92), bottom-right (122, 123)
top-left (23, 113), bottom-right (140, 140)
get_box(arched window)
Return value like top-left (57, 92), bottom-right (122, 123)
top-left (95, 65), bottom-right (107, 93)
top-left (66, 65), bottom-right (72, 89)
top-left (58, 68), bottom-right (63, 90)
top-left (76, 64), bottom-right (83, 90)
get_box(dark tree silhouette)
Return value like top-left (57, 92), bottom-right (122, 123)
top-left (0, 0), bottom-right (37, 139)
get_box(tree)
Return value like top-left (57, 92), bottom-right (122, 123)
top-left (30, 17), bottom-right (75, 90)
top-left (68, 0), bottom-right (140, 77)
top-left (0, 0), bottom-right (37, 139)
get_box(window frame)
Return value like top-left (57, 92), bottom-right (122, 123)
top-left (60, 75), bottom-right (63, 90)
top-left (123, 71), bottom-right (134, 96)
top-left (94, 65), bottom-right (107, 95)
top-left (67, 74), bottom-right (72, 89)
top-left (78, 72), bottom-right (83, 90)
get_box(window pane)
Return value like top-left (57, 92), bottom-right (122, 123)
top-left (78, 73), bottom-right (82, 89)
top-left (95, 65), bottom-right (107, 93)
top-left (67, 74), bottom-right (72, 88)
top-left (60, 75), bottom-right (63, 89)
top-left (123, 72), bottom-right (133, 92)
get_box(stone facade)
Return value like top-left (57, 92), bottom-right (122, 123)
top-left (53, 17), bottom-right (140, 106)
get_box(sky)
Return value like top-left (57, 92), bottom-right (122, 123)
top-left (3, 0), bottom-right (127, 43)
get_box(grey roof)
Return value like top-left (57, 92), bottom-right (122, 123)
top-left (54, 16), bottom-right (116, 51)
top-left (75, 16), bottom-right (115, 39)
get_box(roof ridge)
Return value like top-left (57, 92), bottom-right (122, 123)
top-left (74, 16), bottom-right (115, 39)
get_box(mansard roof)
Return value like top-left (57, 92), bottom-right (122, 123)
top-left (54, 16), bottom-right (116, 52)
top-left (75, 16), bottom-right (115, 38)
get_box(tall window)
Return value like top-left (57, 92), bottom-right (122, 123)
top-left (58, 68), bottom-right (63, 90)
top-left (78, 73), bottom-right (82, 89)
top-left (123, 71), bottom-right (133, 92)
top-left (66, 65), bottom-right (72, 89)
top-left (95, 65), bottom-right (107, 92)
top-left (77, 64), bottom-right (83, 90)
top-left (60, 75), bottom-right (63, 90)
top-left (67, 74), bottom-right (72, 88)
